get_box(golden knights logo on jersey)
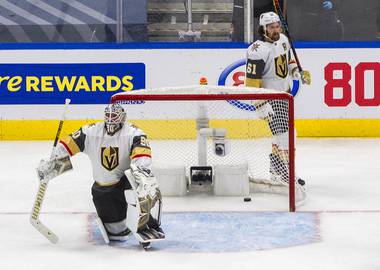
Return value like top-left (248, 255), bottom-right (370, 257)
top-left (274, 53), bottom-right (288, 79)
top-left (101, 146), bottom-right (119, 171)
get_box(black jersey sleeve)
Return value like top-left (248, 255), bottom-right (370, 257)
top-left (59, 127), bottom-right (86, 156)
top-left (130, 135), bottom-right (152, 160)
top-left (246, 58), bottom-right (266, 79)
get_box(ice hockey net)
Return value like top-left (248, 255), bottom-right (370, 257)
top-left (111, 85), bottom-right (296, 211)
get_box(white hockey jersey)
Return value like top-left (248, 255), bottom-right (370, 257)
top-left (59, 122), bottom-right (152, 186)
top-left (245, 33), bottom-right (295, 92)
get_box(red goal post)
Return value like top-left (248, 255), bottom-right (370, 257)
top-left (111, 86), bottom-right (296, 211)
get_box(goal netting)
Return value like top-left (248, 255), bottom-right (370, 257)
top-left (111, 85), bottom-right (296, 211)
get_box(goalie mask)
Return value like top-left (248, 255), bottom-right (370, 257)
top-left (104, 103), bottom-right (126, 135)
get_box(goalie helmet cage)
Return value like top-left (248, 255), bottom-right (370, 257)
top-left (111, 86), bottom-right (296, 212)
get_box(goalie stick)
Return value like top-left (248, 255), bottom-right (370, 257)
top-left (30, 98), bottom-right (71, 244)
top-left (272, 0), bottom-right (306, 84)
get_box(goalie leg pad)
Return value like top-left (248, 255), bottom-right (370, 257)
top-left (149, 190), bottom-right (163, 225)
top-left (143, 190), bottom-right (164, 237)
top-left (124, 170), bottom-right (161, 231)
top-left (124, 169), bottom-right (148, 233)
top-left (124, 170), bottom-right (165, 242)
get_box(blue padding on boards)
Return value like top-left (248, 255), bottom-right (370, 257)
top-left (89, 212), bottom-right (320, 252)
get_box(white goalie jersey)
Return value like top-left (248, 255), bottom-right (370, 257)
top-left (58, 122), bottom-right (152, 186)
top-left (245, 33), bottom-right (296, 92)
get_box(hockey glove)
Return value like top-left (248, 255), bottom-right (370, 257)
top-left (292, 68), bottom-right (311, 85)
top-left (300, 70), bottom-right (311, 85)
top-left (36, 155), bottom-right (73, 184)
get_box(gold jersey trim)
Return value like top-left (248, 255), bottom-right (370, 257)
top-left (60, 136), bottom-right (81, 155)
top-left (95, 179), bottom-right (120, 187)
top-left (245, 78), bottom-right (263, 88)
top-left (130, 146), bottom-right (152, 160)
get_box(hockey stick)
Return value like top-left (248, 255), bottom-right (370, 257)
top-left (273, 0), bottom-right (306, 84)
top-left (30, 98), bottom-right (71, 244)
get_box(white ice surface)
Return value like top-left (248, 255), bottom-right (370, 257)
top-left (1, 139), bottom-right (380, 269)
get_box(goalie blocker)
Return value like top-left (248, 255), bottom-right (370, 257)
top-left (36, 155), bottom-right (73, 183)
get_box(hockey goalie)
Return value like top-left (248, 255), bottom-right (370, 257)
top-left (37, 103), bottom-right (165, 249)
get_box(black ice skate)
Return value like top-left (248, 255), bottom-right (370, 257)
top-left (140, 241), bottom-right (151, 250)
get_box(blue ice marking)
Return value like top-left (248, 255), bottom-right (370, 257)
top-left (88, 212), bottom-right (320, 252)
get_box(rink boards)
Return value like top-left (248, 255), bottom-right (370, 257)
top-left (1, 118), bottom-right (379, 140)
top-left (0, 42), bottom-right (379, 139)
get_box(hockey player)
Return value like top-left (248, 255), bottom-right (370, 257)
top-left (245, 12), bottom-right (311, 189)
top-left (37, 103), bottom-right (164, 248)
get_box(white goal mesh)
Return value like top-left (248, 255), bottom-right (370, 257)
top-left (112, 85), bottom-right (296, 211)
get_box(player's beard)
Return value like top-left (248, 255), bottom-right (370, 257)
top-left (269, 32), bottom-right (280, 41)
